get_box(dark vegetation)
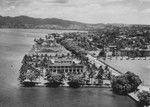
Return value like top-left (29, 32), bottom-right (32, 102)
top-left (21, 82), bottom-right (36, 87)
top-left (0, 15), bottom-right (102, 30)
top-left (59, 32), bottom-right (98, 58)
top-left (68, 75), bottom-right (84, 88)
top-left (90, 25), bottom-right (150, 51)
top-left (138, 91), bottom-right (150, 106)
top-left (45, 73), bottom-right (63, 87)
top-left (112, 71), bottom-right (142, 95)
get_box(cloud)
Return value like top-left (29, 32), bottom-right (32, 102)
top-left (53, 0), bottom-right (68, 3)
top-left (67, 0), bottom-right (124, 6)
top-left (14, 2), bottom-right (137, 24)
top-left (142, 8), bottom-right (150, 13)
top-left (0, 0), bottom-right (125, 8)
top-left (33, 0), bottom-right (125, 6)
top-left (5, 6), bottom-right (15, 11)
top-left (36, 0), bottom-right (69, 4)
top-left (139, 0), bottom-right (150, 2)
top-left (99, 0), bottom-right (123, 3)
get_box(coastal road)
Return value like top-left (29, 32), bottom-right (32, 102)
top-left (86, 54), bottom-right (121, 76)
top-left (86, 54), bottom-right (150, 105)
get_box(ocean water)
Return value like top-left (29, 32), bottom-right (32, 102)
top-left (0, 29), bottom-right (138, 107)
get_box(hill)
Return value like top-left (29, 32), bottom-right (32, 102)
top-left (0, 15), bottom-right (103, 30)
top-left (0, 15), bottom-right (150, 30)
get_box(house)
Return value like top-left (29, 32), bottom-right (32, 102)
top-left (120, 49), bottom-right (150, 57)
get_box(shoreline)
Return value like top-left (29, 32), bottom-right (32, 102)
top-left (0, 28), bottom-right (89, 31)
top-left (97, 56), bottom-right (150, 106)
top-left (29, 85), bottom-right (111, 88)
top-left (87, 54), bottom-right (150, 106)
top-left (100, 56), bottom-right (150, 87)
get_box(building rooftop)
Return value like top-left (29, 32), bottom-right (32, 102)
top-left (48, 57), bottom-right (82, 67)
top-left (48, 63), bottom-right (83, 67)
top-left (120, 48), bottom-right (150, 51)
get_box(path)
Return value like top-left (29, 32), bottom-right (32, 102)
top-left (87, 54), bottom-right (150, 107)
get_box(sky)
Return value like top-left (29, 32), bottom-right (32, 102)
top-left (1, 0), bottom-right (150, 24)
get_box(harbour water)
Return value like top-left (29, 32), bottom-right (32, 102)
top-left (0, 29), bottom-right (139, 107)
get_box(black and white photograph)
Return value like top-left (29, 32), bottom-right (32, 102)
top-left (0, 0), bottom-right (150, 107)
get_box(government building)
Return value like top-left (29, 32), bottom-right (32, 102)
top-left (47, 58), bottom-right (85, 74)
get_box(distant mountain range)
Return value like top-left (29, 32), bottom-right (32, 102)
top-left (0, 15), bottom-right (149, 30)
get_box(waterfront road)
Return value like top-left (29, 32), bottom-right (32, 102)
top-left (87, 54), bottom-right (150, 106)
top-left (86, 54), bottom-right (121, 76)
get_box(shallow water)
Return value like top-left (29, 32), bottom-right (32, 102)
top-left (0, 29), bottom-right (138, 107)
top-left (0, 87), bottom-right (139, 107)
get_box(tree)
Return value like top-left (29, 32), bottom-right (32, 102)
top-left (80, 56), bottom-right (89, 65)
top-left (68, 75), bottom-right (84, 88)
top-left (19, 64), bottom-right (41, 87)
top-left (19, 63), bottom-right (41, 84)
top-left (112, 71), bottom-right (142, 95)
top-left (98, 49), bottom-right (106, 57)
top-left (67, 53), bottom-right (70, 57)
top-left (35, 38), bottom-right (44, 45)
top-left (96, 66), bottom-right (104, 84)
top-left (55, 54), bottom-right (58, 57)
top-left (61, 54), bottom-right (65, 57)
top-left (26, 70), bottom-right (37, 82)
top-left (98, 66), bottom-right (104, 76)
top-left (138, 91), bottom-right (150, 107)
top-left (18, 64), bottom-right (28, 83)
top-left (104, 65), bottom-right (112, 80)
top-left (125, 72), bottom-right (142, 92)
top-left (91, 63), bottom-right (97, 70)
top-left (45, 73), bottom-right (63, 87)
top-left (22, 54), bottom-right (30, 64)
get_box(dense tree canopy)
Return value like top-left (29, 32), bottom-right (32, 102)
top-left (18, 63), bottom-right (41, 83)
top-left (112, 71), bottom-right (142, 95)
top-left (138, 91), bottom-right (150, 106)
top-left (68, 75), bottom-right (84, 88)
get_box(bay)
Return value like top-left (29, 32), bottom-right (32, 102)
top-left (0, 29), bottom-right (138, 107)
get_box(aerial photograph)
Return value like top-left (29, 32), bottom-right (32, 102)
top-left (0, 0), bottom-right (150, 107)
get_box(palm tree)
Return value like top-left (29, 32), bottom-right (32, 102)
top-left (19, 63), bottom-right (41, 87)
top-left (26, 70), bottom-right (37, 82)
top-left (68, 74), bottom-right (84, 88)
top-left (96, 66), bottom-right (104, 85)
top-left (91, 63), bottom-right (97, 71)
top-left (22, 54), bottom-right (29, 64)
top-left (88, 69), bottom-right (96, 85)
top-left (45, 73), bottom-right (63, 87)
